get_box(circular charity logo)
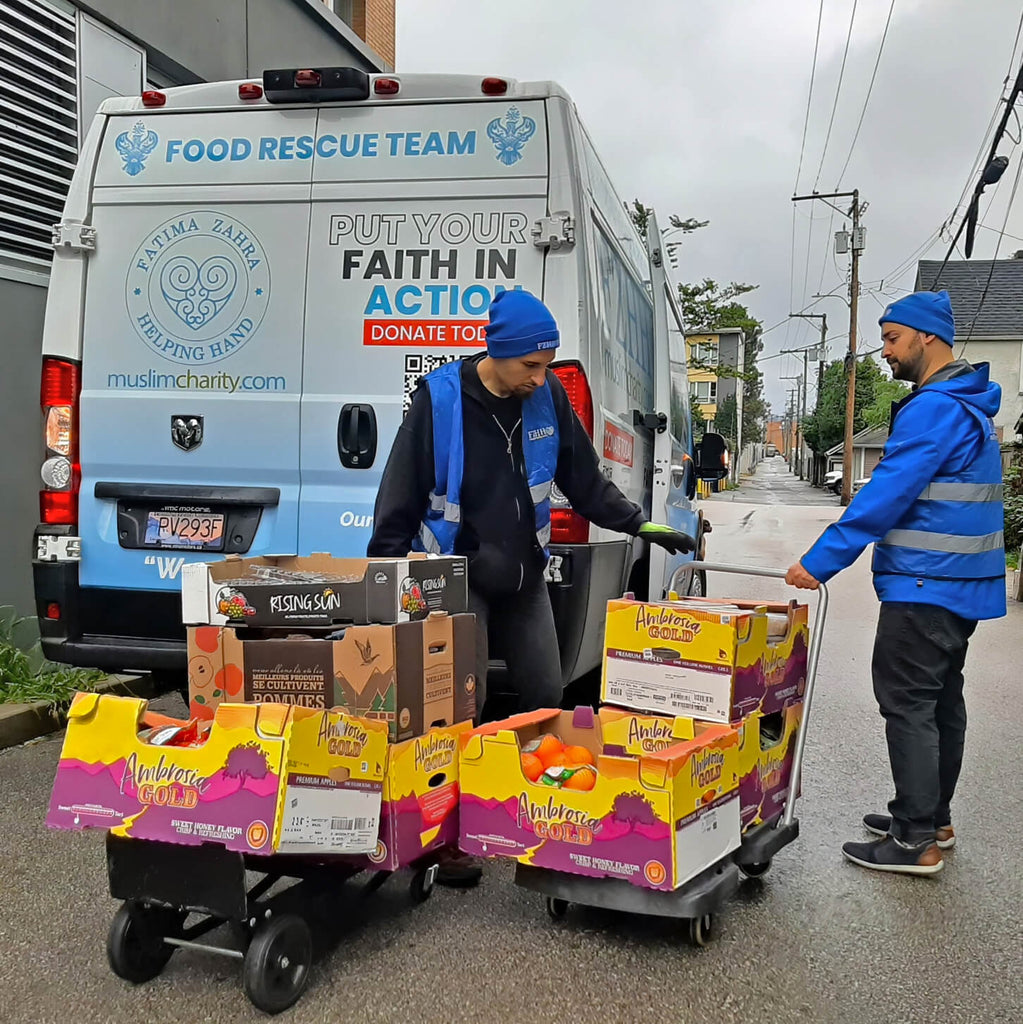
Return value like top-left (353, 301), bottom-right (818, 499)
top-left (125, 210), bottom-right (270, 365)
top-left (399, 707), bottom-right (411, 730)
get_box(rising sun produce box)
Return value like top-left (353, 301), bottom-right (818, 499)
top-left (46, 693), bottom-right (388, 856)
top-left (601, 597), bottom-right (809, 724)
top-left (458, 706), bottom-right (741, 891)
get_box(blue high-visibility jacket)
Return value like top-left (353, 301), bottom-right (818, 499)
top-left (801, 362), bottom-right (1006, 620)
top-left (413, 359), bottom-right (559, 559)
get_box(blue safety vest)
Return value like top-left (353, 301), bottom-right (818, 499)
top-left (872, 392), bottom-right (1004, 581)
top-left (414, 360), bottom-right (560, 558)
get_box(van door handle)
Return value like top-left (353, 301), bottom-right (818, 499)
top-left (337, 403), bottom-right (377, 469)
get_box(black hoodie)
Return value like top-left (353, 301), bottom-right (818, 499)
top-left (368, 353), bottom-right (645, 596)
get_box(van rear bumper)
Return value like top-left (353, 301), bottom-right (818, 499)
top-left (33, 556), bottom-right (186, 674)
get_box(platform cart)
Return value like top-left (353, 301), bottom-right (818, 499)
top-left (104, 833), bottom-right (445, 1014)
top-left (515, 561), bottom-right (829, 944)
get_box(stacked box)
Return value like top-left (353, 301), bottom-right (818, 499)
top-left (46, 693), bottom-right (388, 856)
top-left (458, 706), bottom-right (741, 891)
top-left (736, 702), bottom-right (803, 830)
top-left (182, 553), bottom-right (468, 628)
top-left (600, 596), bottom-right (808, 724)
top-left (187, 612), bottom-right (477, 743)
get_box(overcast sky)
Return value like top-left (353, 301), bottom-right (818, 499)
top-left (396, 0), bottom-right (1023, 414)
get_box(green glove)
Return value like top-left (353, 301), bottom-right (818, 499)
top-left (638, 522), bottom-right (696, 555)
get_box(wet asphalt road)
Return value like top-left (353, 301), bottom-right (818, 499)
top-left (2, 463), bottom-right (1022, 1024)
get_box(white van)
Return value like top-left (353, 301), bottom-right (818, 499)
top-left (33, 67), bottom-right (726, 684)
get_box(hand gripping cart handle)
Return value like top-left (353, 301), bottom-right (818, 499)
top-left (688, 560), bottom-right (829, 873)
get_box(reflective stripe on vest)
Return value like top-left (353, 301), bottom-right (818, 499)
top-left (872, 402), bottom-right (1005, 581)
top-left (413, 360), bottom-right (559, 558)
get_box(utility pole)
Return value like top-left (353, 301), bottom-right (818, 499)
top-left (781, 376), bottom-right (801, 473)
top-left (792, 190), bottom-right (864, 505)
top-left (788, 312), bottom-right (828, 483)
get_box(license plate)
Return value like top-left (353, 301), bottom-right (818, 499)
top-left (144, 511), bottom-right (225, 550)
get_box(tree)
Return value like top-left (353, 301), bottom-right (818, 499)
top-left (802, 357), bottom-right (904, 454)
top-left (626, 201), bottom-right (766, 446)
top-left (715, 394), bottom-right (738, 446)
top-left (862, 377), bottom-right (911, 430)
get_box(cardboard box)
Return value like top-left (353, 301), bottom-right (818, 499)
top-left (600, 597), bottom-right (808, 724)
top-left (458, 706), bottom-right (741, 891)
top-left (187, 613), bottom-right (478, 743)
top-left (181, 553), bottom-right (467, 628)
top-left (46, 694), bottom-right (388, 856)
top-left (737, 702), bottom-right (803, 830)
top-left (351, 721), bottom-right (473, 872)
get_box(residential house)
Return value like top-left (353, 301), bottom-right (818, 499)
top-left (826, 426), bottom-right (888, 481)
top-left (0, 0), bottom-right (394, 613)
top-left (915, 259), bottom-right (1023, 440)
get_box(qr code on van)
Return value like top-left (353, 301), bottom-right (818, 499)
top-left (403, 354), bottom-right (462, 414)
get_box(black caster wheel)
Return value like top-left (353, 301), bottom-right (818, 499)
top-left (688, 913), bottom-right (714, 948)
top-left (106, 901), bottom-right (181, 983)
top-left (545, 897), bottom-right (569, 921)
top-left (242, 913), bottom-right (313, 1015)
top-left (409, 863), bottom-right (439, 904)
top-left (740, 860), bottom-right (772, 878)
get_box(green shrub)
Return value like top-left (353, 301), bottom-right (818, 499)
top-left (0, 606), bottom-right (104, 709)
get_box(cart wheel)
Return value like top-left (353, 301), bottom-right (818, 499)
top-left (545, 897), bottom-right (569, 921)
top-left (688, 913), bottom-right (714, 948)
top-left (243, 913), bottom-right (312, 1015)
top-left (106, 901), bottom-right (178, 983)
top-left (740, 860), bottom-right (772, 878)
top-left (410, 863), bottom-right (439, 904)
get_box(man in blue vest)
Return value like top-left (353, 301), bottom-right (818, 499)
top-left (786, 289), bottom-right (1005, 876)
top-left (371, 288), bottom-right (693, 717)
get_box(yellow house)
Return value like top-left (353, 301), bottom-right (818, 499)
top-left (686, 333), bottom-right (720, 425)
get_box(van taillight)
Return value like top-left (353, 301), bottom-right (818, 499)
top-left (549, 362), bottom-right (595, 544)
top-left (552, 362), bottom-right (593, 438)
top-left (551, 509), bottom-right (590, 544)
top-left (40, 357), bottom-right (81, 526)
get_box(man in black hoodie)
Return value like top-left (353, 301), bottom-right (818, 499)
top-left (368, 289), bottom-right (694, 718)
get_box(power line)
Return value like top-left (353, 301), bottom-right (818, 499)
top-left (794, 0), bottom-right (826, 194)
top-left (813, 0), bottom-right (860, 191)
top-left (835, 0), bottom-right (897, 189)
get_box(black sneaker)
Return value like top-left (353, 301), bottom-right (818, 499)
top-left (435, 851), bottom-right (484, 888)
top-left (863, 813), bottom-right (956, 849)
top-left (842, 835), bottom-right (944, 876)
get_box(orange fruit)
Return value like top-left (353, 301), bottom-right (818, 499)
top-left (562, 765), bottom-right (597, 791)
top-left (523, 733), bottom-right (563, 768)
top-left (563, 744), bottom-right (595, 766)
top-left (520, 752), bottom-right (544, 782)
top-left (545, 752), bottom-right (571, 768)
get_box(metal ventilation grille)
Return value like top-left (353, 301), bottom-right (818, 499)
top-left (0, 0), bottom-right (77, 267)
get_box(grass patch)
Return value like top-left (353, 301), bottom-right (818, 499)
top-left (0, 606), bottom-right (105, 710)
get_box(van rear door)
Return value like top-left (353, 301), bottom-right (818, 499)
top-left (78, 109), bottom-right (314, 592)
top-left (298, 100), bottom-right (550, 556)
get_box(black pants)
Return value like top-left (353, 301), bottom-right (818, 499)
top-left (872, 602), bottom-right (977, 844)
top-left (467, 574), bottom-right (563, 720)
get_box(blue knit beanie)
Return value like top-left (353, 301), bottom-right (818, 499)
top-left (878, 290), bottom-right (956, 345)
top-left (485, 289), bottom-right (560, 358)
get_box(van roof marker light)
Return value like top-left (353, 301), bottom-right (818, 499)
top-left (238, 82), bottom-right (263, 101)
top-left (141, 90), bottom-right (166, 107)
top-left (482, 77), bottom-right (508, 95)
top-left (374, 77), bottom-right (400, 96)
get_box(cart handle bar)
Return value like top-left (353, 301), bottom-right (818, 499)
top-left (686, 561), bottom-right (828, 829)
